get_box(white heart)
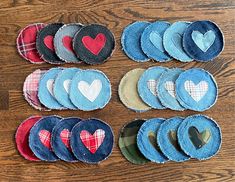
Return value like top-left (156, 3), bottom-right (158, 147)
top-left (78, 79), bottom-right (102, 102)
top-left (147, 79), bottom-right (157, 96)
top-left (184, 80), bottom-right (208, 102)
top-left (164, 81), bottom-right (176, 98)
top-left (46, 79), bottom-right (54, 97)
top-left (63, 79), bottom-right (71, 94)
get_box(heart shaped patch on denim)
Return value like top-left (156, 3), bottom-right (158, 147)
top-left (147, 79), bottom-right (157, 96)
top-left (62, 36), bottom-right (74, 53)
top-left (60, 129), bottom-right (72, 150)
top-left (149, 31), bottom-right (164, 52)
top-left (168, 130), bottom-right (180, 151)
top-left (164, 81), bottom-right (176, 98)
top-left (148, 131), bottom-right (161, 153)
top-left (46, 79), bottom-right (55, 97)
top-left (63, 79), bottom-right (71, 94)
top-left (44, 35), bottom-right (55, 51)
top-left (39, 130), bottom-right (52, 150)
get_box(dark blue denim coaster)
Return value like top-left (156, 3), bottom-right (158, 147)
top-left (29, 115), bottom-right (62, 161)
top-left (183, 20), bottom-right (224, 61)
top-left (178, 115), bottom-right (222, 160)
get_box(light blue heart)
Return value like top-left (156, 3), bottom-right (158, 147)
top-left (149, 31), bottom-right (164, 52)
top-left (172, 33), bottom-right (185, 54)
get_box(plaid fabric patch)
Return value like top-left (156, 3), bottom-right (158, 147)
top-left (39, 130), bottom-right (52, 150)
top-left (164, 81), bottom-right (176, 98)
top-left (60, 129), bottom-right (72, 150)
top-left (147, 79), bottom-right (157, 96)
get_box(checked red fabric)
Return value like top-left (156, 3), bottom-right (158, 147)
top-left (39, 130), bottom-right (52, 150)
top-left (60, 129), bottom-right (72, 150)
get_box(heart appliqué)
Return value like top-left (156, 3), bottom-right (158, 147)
top-left (149, 31), bottom-right (164, 52)
top-left (188, 127), bottom-right (211, 149)
top-left (63, 79), bottom-right (71, 94)
top-left (168, 130), bottom-right (181, 151)
top-left (164, 81), bottom-right (176, 98)
top-left (60, 129), bottom-right (72, 150)
top-left (44, 35), bottom-right (55, 51)
top-left (147, 79), bottom-right (157, 96)
top-left (46, 79), bottom-right (55, 97)
top-left (184, 80), bottom-right (208, 102)
top-left (62, 36), bottom-right (74, 53)
top-left (172, 33), bottom-right (185, 54)
top-left (148, 131), bottom-right (161, 152)
top-left (39, 130), bottom-right (52, 150)
top-left (80, 129), bottom-right (105, 154)
top-left (82, 33), bottom-right (106, 55)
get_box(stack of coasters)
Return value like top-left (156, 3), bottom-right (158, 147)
top-left (121, 20), bottom-right (224, 62)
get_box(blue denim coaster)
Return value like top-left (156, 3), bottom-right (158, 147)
top-left (121, 21), bottom-right (150, 62)
top-left (175, 68), bottom-right (218, 111)
top-left (29, 115), bottom-right (62, 161)
top-left (138, 66), bottom-right (167, 109)
top-left (51, 117), bottom-right (81, 162)
top-left (163, 21), bottom-right (193, 62)
top-left (157, 117), bottom-right (190, 162)
top-left (137, 118), bottom-right (168, 163)
top-left (183, 20), bottom-right (224, 61)
top-left (141, 21), bottom-right (172, 62)
top-left (178, 114), bottom-right (222, 160)
top-left (157, 68), bottom-right (186, 111)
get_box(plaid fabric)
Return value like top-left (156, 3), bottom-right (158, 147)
top-left (60, 129), bottom-right (71, 150)
top-left (147, 79), bottom-right (157, 96)
top-left (164, 81), bottom-right (176, 98)
top-left (39, 130), bottom-right (52, 150)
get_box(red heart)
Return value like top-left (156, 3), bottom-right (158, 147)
top-left (80, 129), bottom-right (105, 154)
top-left (60, 129), bottom-right (71, 150)
top-left (39, 130), bottom-right (52, 150)
top-left (82, 33), bottom-right (106, 55)
top-left (44, 35), bottom-right (55, 51)
top-left (62, 36), bottom-right (74, 53)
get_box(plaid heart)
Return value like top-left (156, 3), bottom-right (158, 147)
top-left (39, 130), bottom-right (52, 150)
top-left (60, 129), bottom-right (71, 150)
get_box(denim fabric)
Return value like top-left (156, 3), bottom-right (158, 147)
top-left (177, 114), bottom-right (222, 160)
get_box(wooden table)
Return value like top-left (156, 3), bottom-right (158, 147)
top-left (0, 0), bottom-right (234, 181)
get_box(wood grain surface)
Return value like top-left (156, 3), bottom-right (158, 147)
top-left (0, 0), bottom-right (234, 181)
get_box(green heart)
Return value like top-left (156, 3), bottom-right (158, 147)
top-left (188, 127), bottom-right (211, 149)
top-left (168, 130), bottom-right (181, 151)
top-left (148, 131), bottom-right (161, 152)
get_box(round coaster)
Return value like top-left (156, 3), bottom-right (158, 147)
top-left (70, 118), bottom-right (114, 164)
top-left (29, 115), bottom-right (62, 161)
top-left (73, 24), bottom-right (115, 65)
top-left (15, 116), bottom-right (42, 161)
top-left (137, 118), bottom-right (168, 163)
top-left (138, 66), bottom-right (167, 109)
top-left (121, 21), bottom-right (150, 62)
top-left (141, 21), bottom-right (172, 62)
top-left (175, 68), bottom-right (218, 111)
top-left (157, 117), bottom-right (190, 162)
top-left (54, 67), bottom-right (80, 110)
top-left (51, 117), bottom-right (82, 162)
top-left (157, 68), bottom-right (185, 111)
top-left (17, 23), bottom-right (46, 64)
top-left (163, 21), bottom-right (193, 62)
top-left (119, 68), bottom-right (151, 112)
top-left (38, 68), bottom-right (65, 110)
top-left (183, 20), bottom-right (224, 61)
top-left (54, 23), bottom-right (83, 63)
top-left (119, 119), bottom-right (149, 164)
top-left (36, 23), bottom-right (65, 64)
top-left (178, 115), bottom-right (222, 160)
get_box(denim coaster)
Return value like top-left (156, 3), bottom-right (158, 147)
top-left (138, 66), bottom-right (167, 109)
top-left (119, 119), bottom-right (149, 164)
top-left (178, 114), bottom-right (222, 160)
top-left (54, 68), bottom-right (80, 110)
top-left (54, 23), bottom-right (83, 63)
top-left (121, 21), bottom-right (150, 62)
top-left (70, 69), bottom-right (111, 111)
top-left (29, 115), bottom-right (62, 161)
top-left (157, 68), bottom-right (185, 111)
top-left (15, 116), bottom-right (42, 161)
top-left (183, 20), bottom-right (224, 61)
top-left (51, 117), bottom-right (81, 162)
top-left (157, 117), bottom-right (190, 162)
top-left (175, 68), bottom-right (218, 111)
top-left (141, 21), bottom-right (172, 62)
top-left (137, 118), bottom-right (168, 163)
top-left (70, 118), bottom-right (114, 164)
top-left (119, 68), bottom-right (151, 112)
top-left (163, 21), bottom-right (193, 62)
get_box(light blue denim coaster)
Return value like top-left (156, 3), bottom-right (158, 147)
top-left (38, 68), bottom-right (65, 110)
top-left (54, 68), bottom-right (80, 110)
top-left (137, 118), bottom-right (169, 163)
top-left (175, 68), bottom-right (218, 111)
top-left (163, 21), bottom-right (193, 62)
top-left (121, 21), bottom-right (150, 62)
top-left (70, 69), bottom-right (111, 111)
top-left (157, 68), bottom-right (186, 111)
top-left (157, 117), bottom-right (190, 162)
top-left (141, 21), bottom-right (172, 62)
top-left (178, 114), bottom-right (222, 160)
top-left (138, 66), bottom-right (167, 109)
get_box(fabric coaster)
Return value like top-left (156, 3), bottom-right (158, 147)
top-left (36, 23), bottom-right (65, 64)
top-left (54, 67), bottom-right (80, 110)
top-left (73, 24), bottom-right (115, 65)
top-left (163, 21), bottom-right (193, 62)
top-left (69, 69), bottom-right (111, 111)
top-left (118, 68), bottom-right (151, 112)
top-left (140, 21), bottom-right (172, 62)
top-left (51, 117), bottom-right (81, 162)
top-left (29, 115), bottom-right (62, 161)
top-left (137, 118), bottom-right (168, 163)
top-left (121, 21), bottom-right (150, 62)
top-left (157, 68), bottom-right (186, 111)
top-left (54, 23), bottom-right (83, 63)
top-left (70, 118), bottom-right (114, 164)
top-left (157, 116), bottom-right (190, 162)
top-left (119, 119), bottom-right (149, 164)
top-left (138, 66), bottom-right (167, 109)
top-left (183, 20), bottom-right (224, 61)
top-left (175, 68), bottom-right (218, 111)
top-left (178, 114), bottom-right (222, 160)
top-left (15, 116), bottom-right (42, 161)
